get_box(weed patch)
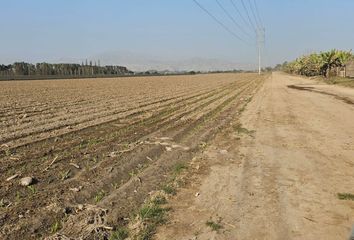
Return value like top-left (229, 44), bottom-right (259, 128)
top-left (109, 227), bottom-right (129, 240)
top-left (173, 163), bottom-right (187, 175)
top-left (206, 220), bottom-right (223, 232)
top-left (50, 220), bottom-right (62, 233)
top-left (135, 198), bottom-right (169, 240)
top-left (151, 195), bottom-right (167, 205)
top-left (0, 199), bottom-right (5, 208)
top-left (27, 185), bottom-right (36, 194)
top-left (94, 190), bottom-right (106, 203)
top-left (15, 191), bottom-right (22, 203)
top-left (60, 170), bottom-right (71, 181)
top-left (139, 204), bottom-right (166, 223)
top-left (233, 124), bottom-right (255, 136)
top-left (337, 193), bottom-right (354, 201)
top-left (162, 185), bottom-right (176, 195)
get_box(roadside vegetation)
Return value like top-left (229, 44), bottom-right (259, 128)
top-left (282, 49), bottom-right (354, 78)
top-left (123, 166), bottom-right (186, 240)
top-left (319, 76), bottom-right (354, 88)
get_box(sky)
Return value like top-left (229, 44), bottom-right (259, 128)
top-left (1, 0), bottom-right (354, 71)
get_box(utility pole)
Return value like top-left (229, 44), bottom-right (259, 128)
top-left (257, 27), bottom-right (265, 75)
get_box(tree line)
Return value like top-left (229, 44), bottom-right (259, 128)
top-left (280, 49), bottom-right (354, 78)
top-left (0, 61), bottom-right (133, 78)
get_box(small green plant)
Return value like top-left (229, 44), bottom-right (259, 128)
top-left (79, 140), bottom-right (88, 149)
top-left (122, 143), bottom-right (130, 150)
top-left (137, 224), bottom-right (157, 240)
top-left (5, 148), bottom-right (11, 157)
top-left (138, 224), bottom-right (156, 240)
top-left (139, 204), bottom-right (166, 222)
top-left (206, 220), bottom-right (223, 232)
top-left (337, 193), bottom-right (354, 201)
top-left (152, 195), bottom-right (167, 205)
top-left (91, 156), bottom-right (98, 164)
top-left (94, 190), bottom-right (106, 203)
top-left (138, 203), bottom-right (170, 238)
top-left (50, 220), bottom-right (62, 233)
top-left (199, 142), bottom-right (207, 149)
top-left (175, 178), bottom-right (186, 188)
top-left (129, 169), bottom-right (138, 177)
top-left (233, 124), bottom-right (255, 135)
top-left (173, 163), bottom-right (187, 175)
top-left (0, 199), bottom-right (5, 208)
top-left (60, 170), bottom-right (71, 180)
top-left (109, 227), bottom-right (129, 240)
top-left (15, 191), bottom-right (21, 203)
top-left (111, 182), bottom-right (120, 189)
top-left (162, 185), bottom-right (176, 195)
top-left (88, 138), bottom-right (103, 146)
top-left (27, 185), bottom-right (36, 194)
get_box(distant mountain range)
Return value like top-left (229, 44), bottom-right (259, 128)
top-left (90, 51), bottom-right (255, 72)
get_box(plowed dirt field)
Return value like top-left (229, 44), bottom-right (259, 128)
top-left (0, 73), bottom-right (265, 239)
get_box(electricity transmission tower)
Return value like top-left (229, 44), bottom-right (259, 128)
top-left (193, 0), bottom-right (265, 74)
top-left (257, 27), bottom-right (265, 75)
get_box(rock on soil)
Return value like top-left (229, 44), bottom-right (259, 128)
top-left (19, 177), bottom-right (34, 186)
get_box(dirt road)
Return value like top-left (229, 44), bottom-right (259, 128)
top-left (155, 72), bottom-right (354, 240)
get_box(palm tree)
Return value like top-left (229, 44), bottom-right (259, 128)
top-left (320, 50), bottom-right (341, 78)
top-left (337, 50), bottom-right (354, 66)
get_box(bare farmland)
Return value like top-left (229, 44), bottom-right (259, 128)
top-left (0, 73), bottom-right (265, 239)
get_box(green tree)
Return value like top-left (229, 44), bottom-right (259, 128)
top-left (283, 49), bottom-right (354, 78)
top-left (320, 50), bottom-right (341, 78)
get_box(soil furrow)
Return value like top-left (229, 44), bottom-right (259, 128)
top-left (0, 74), bottom-right (263, 240)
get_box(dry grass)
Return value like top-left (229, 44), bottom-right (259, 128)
top-left (315, 76), bottom-right (354, 88)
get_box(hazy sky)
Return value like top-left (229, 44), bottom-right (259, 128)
top-left (1, 0), bottom-right (354, 70)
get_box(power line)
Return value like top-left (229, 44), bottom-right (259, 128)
top-left (247, 0), bottom-right (262, 29)
top-left (247, 0), bottom-right (265, 74)
top-left (193, 0), bottom-right (265, 74)
top-left (215, 0), bottom-right (253, 40)
top-left (257, 28), bottom-right (265, 75)
top-left (240, 0), bottom-right (257, 32)
top-left (192, 0), bottom-right (250, 44)
top-left (253, 0), bottom-right (264, 28)
top-left (229, 0), bottom-right (254, 33)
